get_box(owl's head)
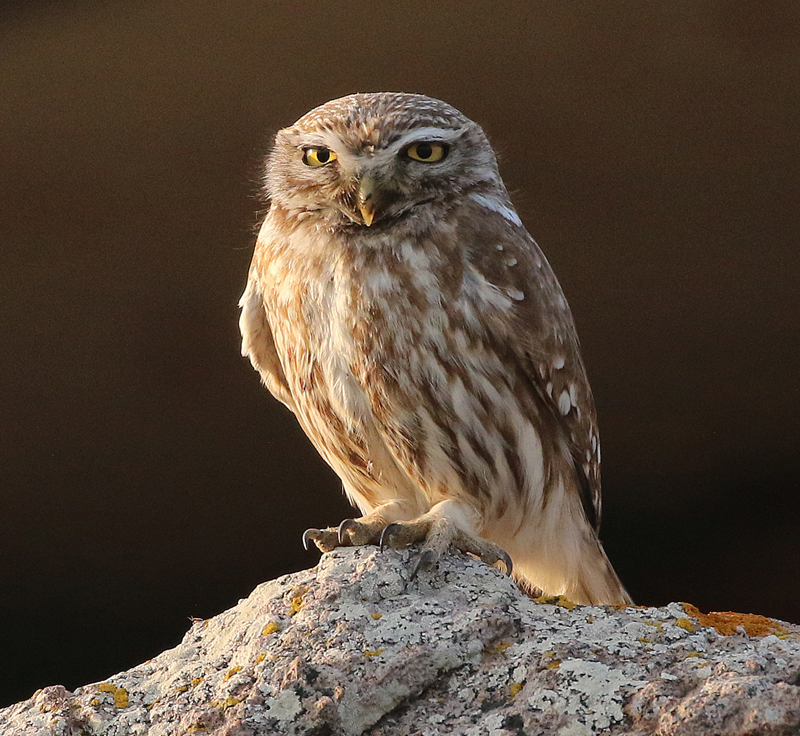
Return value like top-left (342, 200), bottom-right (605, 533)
top-left (265, 93), bottom-right (502, 229)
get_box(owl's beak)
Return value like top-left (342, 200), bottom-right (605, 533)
top-left (357, 175), bottom-right (378, 227)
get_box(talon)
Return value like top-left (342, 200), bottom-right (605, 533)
top-left (497, 549), bottom-right (513, 576)
top-left (380, 523), bottom-right (402, 552)
top-left (409, 549), bottom-right (435, 581)
top-left (338, 519), bottom-right (357, 545)
top-left (302, 528), bottom-right (320, 551)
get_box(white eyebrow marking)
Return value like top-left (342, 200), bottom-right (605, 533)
top-left (300, 125), bottom-right (466, 169)
top-left (469, 192), bottom-right (523, 227)
top-left (388, 126), bottom-right (466, 153)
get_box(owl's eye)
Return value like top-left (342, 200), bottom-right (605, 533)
top-left (303, 147), bottom-right (337, 167)
top-left (404, 142), bottom-right (448, 163)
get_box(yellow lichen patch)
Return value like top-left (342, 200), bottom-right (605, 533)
top-left (485, 640), bottom-right (512, 655)
top-left (90, 698), bottom-right (100, 707)
top-left (288, 586), bottom-right (309, 616)
top-left (682, 603), bottom-right (790, 638)
top-left (190, 676), bottom-right (205, 687)
top-left (174, 685), bottom-right (189, 693)
top-left (533, 595), bottom-right (578, 610)
top-left (223, 666), bottom-right (243, 681)
top-left (371, 612), bottom-right (383, 620)
top-left (255, 653), bottom-right (266, 664)
top-left (98, 683), bottom-right (129, 709)
top-left (262, 622), bottom-right (281, 636)
top-left (212, 697), bottom-right (240, 710)
top-left (364, 649), bottom-right (385, 658)
top-left (510, 682), bottom-right (523, 698)
top-left (675, 617), bottom-right (695, 633)
top-left (546, 659), bottom-right (561, 669)
top-left (637, 637), bottom-right (650, 644)
top-left (644, 620), bottom-right (664, 632)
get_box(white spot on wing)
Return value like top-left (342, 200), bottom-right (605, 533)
top-left (553, 356), bottom-right (565, 370)
top-left (558, 390), bottom-right (571, 415)
top-left (462, 268), bottom-right (514, 311)
top-left (469, 193), bottom-right (523, 227)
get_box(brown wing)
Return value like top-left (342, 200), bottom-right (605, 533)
top-left (456, 201), bottom-right (602, 530)
top-left (239, 267), bottom-right (297, 413)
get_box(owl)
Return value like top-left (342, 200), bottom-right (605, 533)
top-left (239, 92), bottom-right (631, 605)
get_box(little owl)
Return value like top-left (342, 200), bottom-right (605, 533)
top-left (239, 92), bottom-right (631, 605)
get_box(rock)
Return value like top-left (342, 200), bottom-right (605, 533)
top-left (1, 547), bottom-right (799, 735)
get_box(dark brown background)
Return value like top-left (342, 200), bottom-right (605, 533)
top-left (1, 0), bottom-right (798, 707)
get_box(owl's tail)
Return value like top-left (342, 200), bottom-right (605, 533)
top-left (567, 536), bottom-right (633, 606)
top-left (510, 531), bottom-right (633, 606)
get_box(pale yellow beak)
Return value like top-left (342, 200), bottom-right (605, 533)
top-left (357, 174), bottom-right (377, 227)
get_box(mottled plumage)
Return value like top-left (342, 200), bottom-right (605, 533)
top-left (240, 92), bottom-right (630, 605)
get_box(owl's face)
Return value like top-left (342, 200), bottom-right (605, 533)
top-left (266, 93), bottom-right (502, 229)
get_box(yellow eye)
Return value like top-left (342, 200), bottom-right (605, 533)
top-left (303, 147), bottom-right (337, 167)
top-left (404, 141), bottom-right (448, 163)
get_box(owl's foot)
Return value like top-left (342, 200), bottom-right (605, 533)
top-left (301, 519), bottom-right (383, 552)
top-left (301, 527), bottom-right (340, 553)
top-left (302, 501), bottom-right (418, 553)
top-left (379, 510), bottom-right (513, 580)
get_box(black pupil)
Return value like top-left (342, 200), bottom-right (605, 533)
top-left (416, 143), bottom-right (433, 159)
top-left (316, 148), bottom-right (330, 163)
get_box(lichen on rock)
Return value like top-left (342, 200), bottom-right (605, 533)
top-left (1, 547), bottom-right (798, 735)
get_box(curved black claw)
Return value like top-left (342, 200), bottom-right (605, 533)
top-left (497, 549), bottom-right (513, 576)
top-left (409, 548), bottom-right (436, 581)
top-left (337, 519), bottom-right (357, 545)
top-left (302, 528), bottom-right (319, 551)
top-left (379, 523), bottom-right (402, 552)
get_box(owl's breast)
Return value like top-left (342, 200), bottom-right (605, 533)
top-left (261, 235), bottom-right (436, 511)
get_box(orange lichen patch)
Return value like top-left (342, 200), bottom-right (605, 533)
top-left (97, 683), bottom-right (129, 709)
top-left (255, 653), bottom-right (266, 664)
top-left (364, 649), bottom-right (385, 658)
top-left (288, 586), bottom-right (309, 616)
top-left (510, 682), bottom-right (523, 698)
top-left (675, 617), bottom-right (695, 633)
top-left (262, 622), bottom-right (281, 636)
top-left (371, 612), bottom-right (383, 620)
top-left (681, 603), bottom-right (790, 638)
top-left (223, 666), bottom-right (243, 681)
top-left (533, 595), bottom-right (578, 610)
